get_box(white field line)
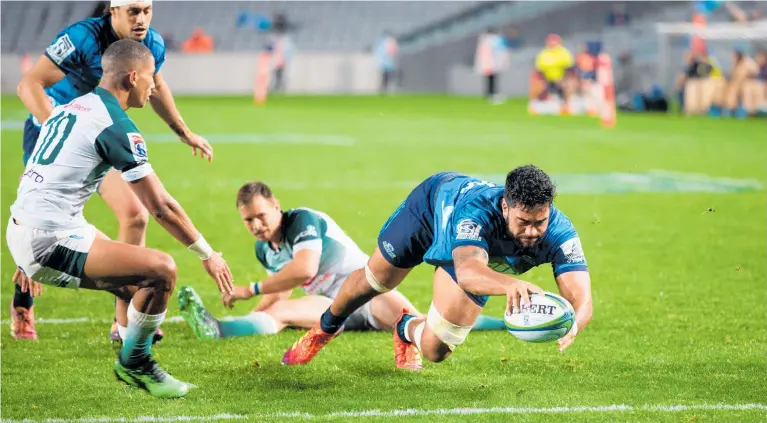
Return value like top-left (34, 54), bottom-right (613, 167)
top-left (2, 403), bottom-right (765, 422)
top-left (0, 316), bottom-right (185, 325)
top-left (0, 123), bottom-right (355, 146)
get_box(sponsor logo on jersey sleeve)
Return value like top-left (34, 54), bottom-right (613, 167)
top-left (559, 238), bottom-right (585, 263)
top-left (456, 219), bottom-right (483, 241)
top-left (127, 132), bottom-right (148, 161)
top-left (47, 34), bottom-right (76, 65)
top-left (293, 225), bottom-right (318, 243)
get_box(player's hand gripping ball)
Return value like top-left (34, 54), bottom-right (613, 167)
top-left (504, 292), bottom-right (575, 343)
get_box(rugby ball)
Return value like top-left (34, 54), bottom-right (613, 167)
top-left (504, 292), bottom-right (575, 343)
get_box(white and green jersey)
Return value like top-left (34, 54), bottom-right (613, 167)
top-left (11, 87), bottom-right (153, 231)
top-left (255, 208), bottom-right (369, 297)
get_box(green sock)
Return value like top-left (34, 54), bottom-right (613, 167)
top-left (219, 312), bottom-right (279, 338)
top-left (472, 315), bottom-right (506, 331)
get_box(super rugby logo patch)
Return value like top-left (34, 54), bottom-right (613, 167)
top-left (456, 219), bottom-right (482, 241)
top-left (47, 34), bottom-right (76, 65)
top-left (293, 225), bottom-right (318, 243)
top-left (128, 133), bottom-right (148, 161)
top-left (560, 238), bottom-right (585, 264)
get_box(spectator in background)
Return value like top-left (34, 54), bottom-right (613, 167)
top-left (374, 30), bottom-right (399, 94)
top-left (270, 33), bottom-right (296, 92)
top-left (756, 50), bottom-right (767, 114)
top-left (182, 28), bottom-right (214, 53)
top-left (534, 34), bottom-right (575, 111)
top-left (503, 27), bottom-right (521, 50)
top-left (272, 12), bottom-right (288, 33)
top-left (724, 49), bottom-right (761, 118)
top-left (474, 27), bottom-right (509, 104)
top-left (575, 43), bottom-right (600, 115)
top-left (606, 3), bottom-right (630, 27)
top-left (679, 47), bottom-right (725, 115)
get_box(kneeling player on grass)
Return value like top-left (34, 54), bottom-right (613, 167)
top-left (282, 165), bottom-right (593, 370)
top-left (6, 40), bottom-right (233, 398)
top-left (178, 182), bottom-right (509, 338)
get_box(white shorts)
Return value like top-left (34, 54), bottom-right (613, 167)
top-left (345, 301), bottom-right (380, 331)
top-left (6, 218), bottom-right (97, 289)
top-left (320, 275), bottom-right (381, 331)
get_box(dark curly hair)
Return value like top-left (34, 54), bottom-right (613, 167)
top-left (504, 164), bottom-right (556, 209)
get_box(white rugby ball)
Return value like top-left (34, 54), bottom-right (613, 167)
top-left (504, 292), bottom-right (575, 343)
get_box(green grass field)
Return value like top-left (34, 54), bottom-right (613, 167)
top-left (1, 95), bottom-right (766, 422)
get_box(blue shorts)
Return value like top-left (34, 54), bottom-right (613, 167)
top-left (377, 172), bottom-right (460, 269)
top-left (377, 172), bottom-right (489, 307)
top-left (22, 118), bottom-right (40, 165)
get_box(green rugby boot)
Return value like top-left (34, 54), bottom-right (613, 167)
top-left (114, 358), bottom-right (194, 398)
top-left (178, 286), bottom-right (221, 340)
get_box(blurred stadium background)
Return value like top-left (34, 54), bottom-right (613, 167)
top-left (2, 0), bottom-right (766, 109)
top-left (1, 1), bottom-right (766, 422)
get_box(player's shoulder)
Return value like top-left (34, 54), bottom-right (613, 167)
top-left (541, 204), bottom-right (579, 249)
top-left (284, 207), bottom-right (323, 228)
top-left (144, 28), bottom-right (166, 58)
top-left (456, 185), bottom-right (504, 222)
top-left (47, 17), bottom-right (105, 64)
top-left (91, 88), bottom-right (133, 127)
top-left (60, 16), bottom-right (107, 45)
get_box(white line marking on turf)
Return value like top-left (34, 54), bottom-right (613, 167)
top-left (144, 133), bottom-right (356, 146)
top-left (0, 316), bottom-right (185, 325)
top-left (3, 403), bottom-right (764, 422)
top-left (0, 122), bottom-right (356, 146)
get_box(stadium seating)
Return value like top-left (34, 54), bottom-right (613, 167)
top-left (0, 1), bottom-right (482, 53)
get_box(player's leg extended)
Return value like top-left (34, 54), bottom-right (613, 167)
top-left (81, 238), bottom-right (192, 398)
top-left (178, 285), bottom-right (288, 339)
top-left (281, 248), bottom-right (412, 366)
top-left (10, 119), bottom-right (41, 341)
top-left (282, 174), bottom-right (439, 366)
top-left (394, 267), bottom-right (484, 367)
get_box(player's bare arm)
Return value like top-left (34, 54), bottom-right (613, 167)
top-left (149, 71), bottom-right (213, 160)
top-left (223, 249), bottom-right (320, 307)
top-left (253, 289), bottom-right (293, 311)
top-left (128, 173), bottom-right (233, 294)
top-left (452, 245), bottom-right (543, 312)
top-left (554, 270), bottom-right (592, 352)
top-left (16, 55), bottom-right (66, 123)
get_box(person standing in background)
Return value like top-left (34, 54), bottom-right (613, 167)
top-left (271, 32), bottom-right (295, 93)
top-left (474, 27), bottom-right (509, 104)
top-left (374, 30), bottom-right (399, 94)
top-left (534, 34), bottom-right (575, 113)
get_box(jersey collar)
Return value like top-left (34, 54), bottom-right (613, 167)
top-left (93, 87), bottom-right (122, 110)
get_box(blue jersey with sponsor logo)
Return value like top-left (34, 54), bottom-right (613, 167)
top-left (35, 15), bottom-right (165, 125)
top-left (424, 174), bottom-right (588, 278)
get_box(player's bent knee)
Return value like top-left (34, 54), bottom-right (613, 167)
top-left (120, 206), bottom-right (149, 231)
top-left (150, 254), bottom-right (177, 290)
top-left (425, 302), bottom-right (472, 353)
top-left (421, 342), bottom-right (453, 363)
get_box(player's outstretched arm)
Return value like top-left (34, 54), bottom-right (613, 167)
top-left (452, 246), bottom-right (542, 312)
top-left (128, 173), bottom-right (233, 294)
top-left (250, 250), bottom-right (320, 296)
top-left (221, 250), bottom-right (318, 308)
top-left (555, 271), bottom-right (592, 352)
top-left (149, 71), bottom-right (213, 161)
top-left (16, 55), bottom-right (66, 124)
